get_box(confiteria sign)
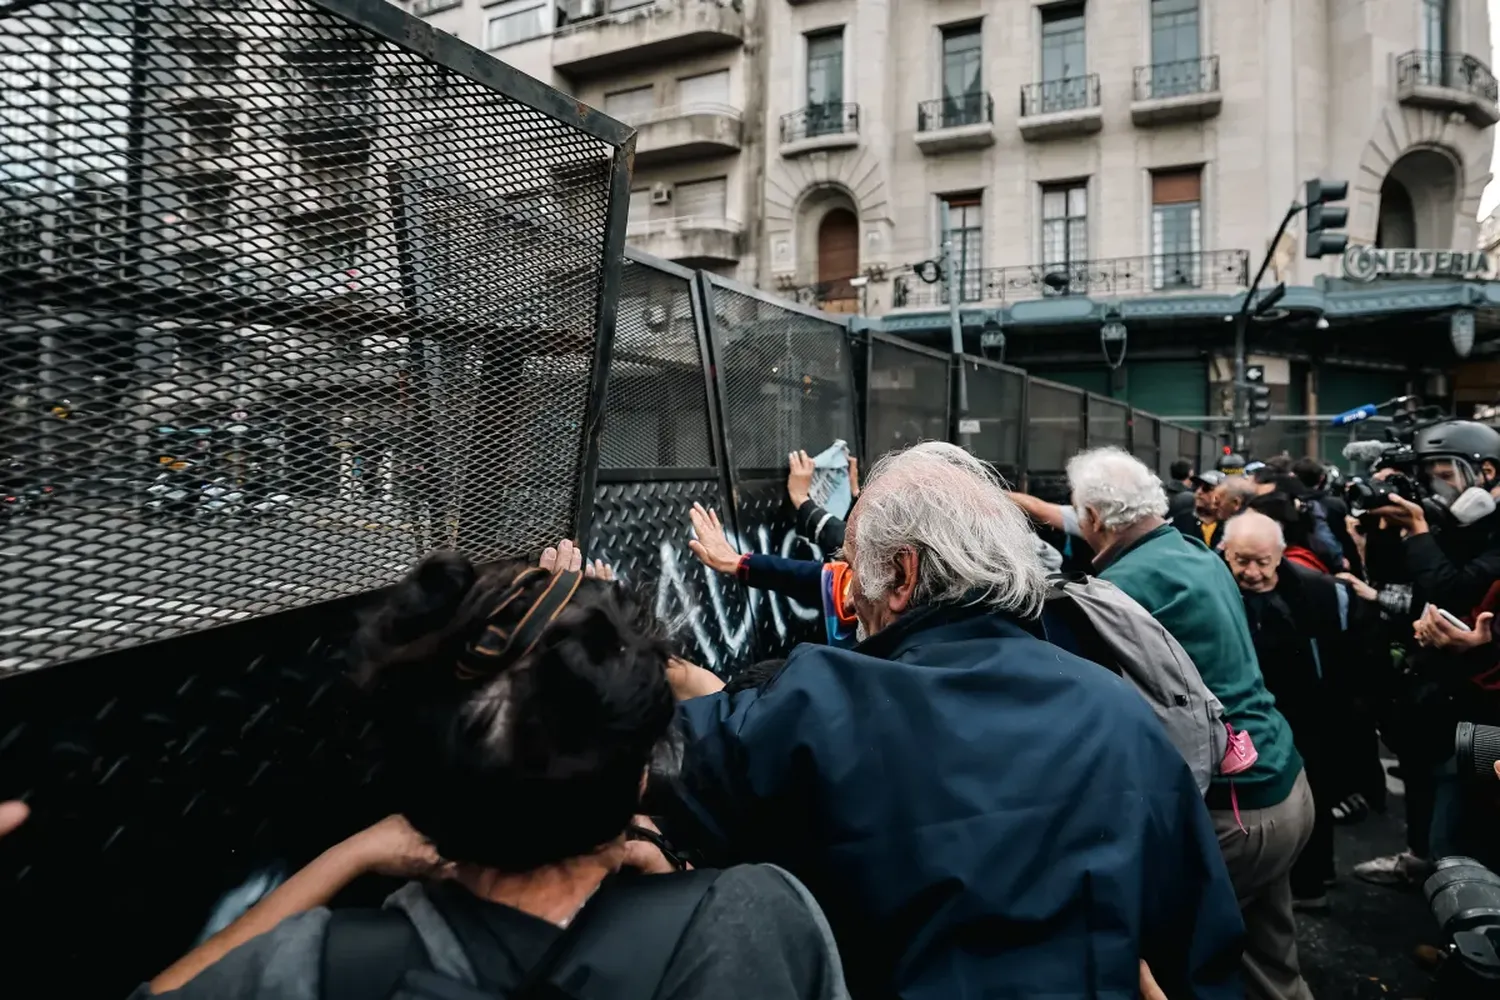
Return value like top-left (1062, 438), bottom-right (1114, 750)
top-left (1342, 245), bottom-right (1496, 283)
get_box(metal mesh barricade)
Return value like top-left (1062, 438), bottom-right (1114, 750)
top-left (0, 0), bottom-right (629, 671)
top-left (1025, 378), bottom-right (1085, 473)
top-left (865, 334), bottom-right (949, 463)
top-left (1199, 432), bottom-right (1221, 473)
top-left (704, 274), bottom-right (858, 471)
top-left (1132, 411), bottom-right (1161, 473)
top-left (962, 355), bottom-right (1024, 480)
top-left (1086, 395), bottom-right (1129, 452)
top-left (599, 252), bottom-right (712, 470)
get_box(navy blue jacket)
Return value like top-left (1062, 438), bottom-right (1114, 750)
top-left (672, 600), bottom-right (1244, 1000)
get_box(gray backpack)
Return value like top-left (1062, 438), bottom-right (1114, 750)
top-left (1043, 573), bottom-right (1227, 794)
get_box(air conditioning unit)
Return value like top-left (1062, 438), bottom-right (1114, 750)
top-left (650, 183), bottom-right (672, 206)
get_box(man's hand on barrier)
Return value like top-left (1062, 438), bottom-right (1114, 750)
top-left (0, 799), bottom-right (27, 840)
top-left (667, 656), bottom-right (725, 701)
top-left (849, 455), bottom-right (860, 499)
top-left (621, 815), bottom-right (686, 875)
top-left (787, 450), bottom-right (815, 508)
top-left (688, 503), bottom-right (741, 576)
top-left (540, 539), bottom-right (584, 574)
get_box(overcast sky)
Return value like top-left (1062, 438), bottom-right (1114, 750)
top-left (1482, 0), bottom-right (1500, 217)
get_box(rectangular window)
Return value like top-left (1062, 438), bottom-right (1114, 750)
top-left (677, 69), bottom-right (730, 109)
top-left (940, 193), bottom-right (984, 302)
top-left (1041, 182), bottom-right (1088, 294)
top-left (628, 188), bottom-right (652, 226)
top-left (805, 30), bottom-right (845, 136)
top-left (1039, 3), bottom-right (1087, 112)
top-left (1424, 0), bottom-right (1447, 58)
top-left (940, 24), bottom-right (984, 127)
top-left (673, 176), bottom-right (727, 220)
top-left (1149, 0), bottom-right (1200, 96)
top-left (603, 84), bottom-right (654, 122)
top-left (1152, 169), bottom-right (1203, 289)
top-left (486, 1), bottom-right (546, 49)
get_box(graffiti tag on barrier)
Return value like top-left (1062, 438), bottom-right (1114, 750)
top-left (595, 524), bottom-right (825, 674)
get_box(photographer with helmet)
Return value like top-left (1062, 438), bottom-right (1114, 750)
top-left (1339, 418), bottom-right (1500, 886)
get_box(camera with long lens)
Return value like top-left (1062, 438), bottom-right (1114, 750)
top-left (1343, 467), bottom-right (1426, 519)
top-left (1422, 723), bottom-right (1500, 995)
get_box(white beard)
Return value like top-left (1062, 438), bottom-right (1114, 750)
top-left (855, 620), bottom-right (869, 643)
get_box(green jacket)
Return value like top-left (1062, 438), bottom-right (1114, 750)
top-left (1097, 523), bottom-right (1303, 810)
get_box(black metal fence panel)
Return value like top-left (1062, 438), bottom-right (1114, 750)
top-left (1025, 378), bottom-right (1086, 473)
top-left (702, 273), bottom-right (859, 473)
top-left (962, 355), bottom-right (1025, 480)
top-left (0, 0), bottom-right (630, 672)
top-left (1133, 412), bottom-right (1162, 474)
top-left (865, 334), bottom-right (950, 464)
top-left (599, 253), bottom-right (714, 471)
top-left (1087, 395), bottom-right (1130, 453)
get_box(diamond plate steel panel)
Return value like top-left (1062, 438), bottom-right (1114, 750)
top-left (586, 479), bottom-right (757, 679)
top-left (733, 478), bottom-right (829, 661)
top-left (0, 596), bottom-right (388, 997)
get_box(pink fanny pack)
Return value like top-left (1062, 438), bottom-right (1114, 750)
top-left (1221, 723), bottom-right (1259, 832)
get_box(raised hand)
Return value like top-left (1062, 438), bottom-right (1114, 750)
top-left (787, 450), bottom-right (815, 508)
top-left (687, 503), bottom-right (741, 575)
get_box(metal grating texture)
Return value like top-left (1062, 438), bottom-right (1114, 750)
top-left (864, 334), bottom-right (949, 465)
top-left (704, 274), bottom-right (859, 472)
top-left (598, 252), bottom-right (713, 471)
top-left (962, 355), bottom-right (1024, 481)
top-left (585, 480), bottom-right (759, 679)
top-left (1025, 378), bottom-right (1085, 473)
top-left (1086, 395), bottom-right (1130, 452)
top-left (1199, 431), bottom-right (1221, 474)
top-left (0, 0), bottom-right (629, 671)
top-left (1165, 423), bottom-right (1199, 473)
top-left (734, 477), bottom-right (829, 661)
top-left (0, 594), bottom-right (393, 997)
top-left (1133, 412), bottom-right (1161, 474)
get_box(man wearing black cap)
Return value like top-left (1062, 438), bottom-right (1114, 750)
top-left (1174, 469), bottom-right (1224, 545)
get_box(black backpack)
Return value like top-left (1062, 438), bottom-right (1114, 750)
top-left (321, 869), bottom-right (723, 1000)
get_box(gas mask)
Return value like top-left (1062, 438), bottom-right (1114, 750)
top-left (1421, 458), bottom-right (1496, 527)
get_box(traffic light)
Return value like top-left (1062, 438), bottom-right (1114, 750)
top-left (1248, 383), bottom-right (1272, 428)
top-left (1304, 178), bottom-right (1349, 260)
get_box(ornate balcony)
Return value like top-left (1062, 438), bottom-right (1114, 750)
top-left (782, 279), bottom-right (860, 314)
top-left (891, 250), bottom-right (1251, 309)
top-left (1395, 50), bottom-right (1500, 128)
top-left (625, 215), bottom-right (743, 265)
top-left (915, 93), bottom-right (996, 154)
top-left (1018, 74), bottom-right (1102, 141)
top-left (553, 0), bottom-right (745, 80)
top-left (619, 103), bottom-right (742, 167)
top-left (778, 102), bottom-right (860, 156)
top-left (1131, 56), bottom-right (1222, 126)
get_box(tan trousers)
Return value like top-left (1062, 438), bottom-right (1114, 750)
top-left (1211, 769), bottom-right (1317, 1000)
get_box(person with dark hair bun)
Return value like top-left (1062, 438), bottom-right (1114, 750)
top-left (141, 541), bottom-right (845, 1000)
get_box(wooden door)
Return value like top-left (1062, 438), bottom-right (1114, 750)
top-left (817, 208), bottom-right (859, 313)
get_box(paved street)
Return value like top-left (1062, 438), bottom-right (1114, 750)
top-left (0, 503), bottom-right (429, 671)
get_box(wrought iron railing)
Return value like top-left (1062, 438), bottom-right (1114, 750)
top-left (1133, 55), bottom-right (1220, 101)
top-left (1020, 73), bottom-right (1100, 117)
top-left (784, 278), bottom-right (859, 309)
top-left (891, 249), bottom-right (1250, 308)
top-left (780, 102), bottom-right (860, 143)
top-left (917, 93), bottom-right (995, 131)
top-left (1396, 50), bottom-right (1500, 103)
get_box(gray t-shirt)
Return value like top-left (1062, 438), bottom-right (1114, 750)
top-left (137, 864), bottom-right (846, 1000)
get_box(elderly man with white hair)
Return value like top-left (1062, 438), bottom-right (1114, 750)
top-left (664, 442), bottom-right (1243, 1000)
top-left (1223, 511), bottom-right (1363, 916)
top-left (1065, 447), bottom-right (1313, 1000)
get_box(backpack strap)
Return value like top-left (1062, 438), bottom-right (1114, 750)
top-left (321, 907), bottom-right (433, 1000)
top-left (515, 869), bottom-right (723, 1000)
